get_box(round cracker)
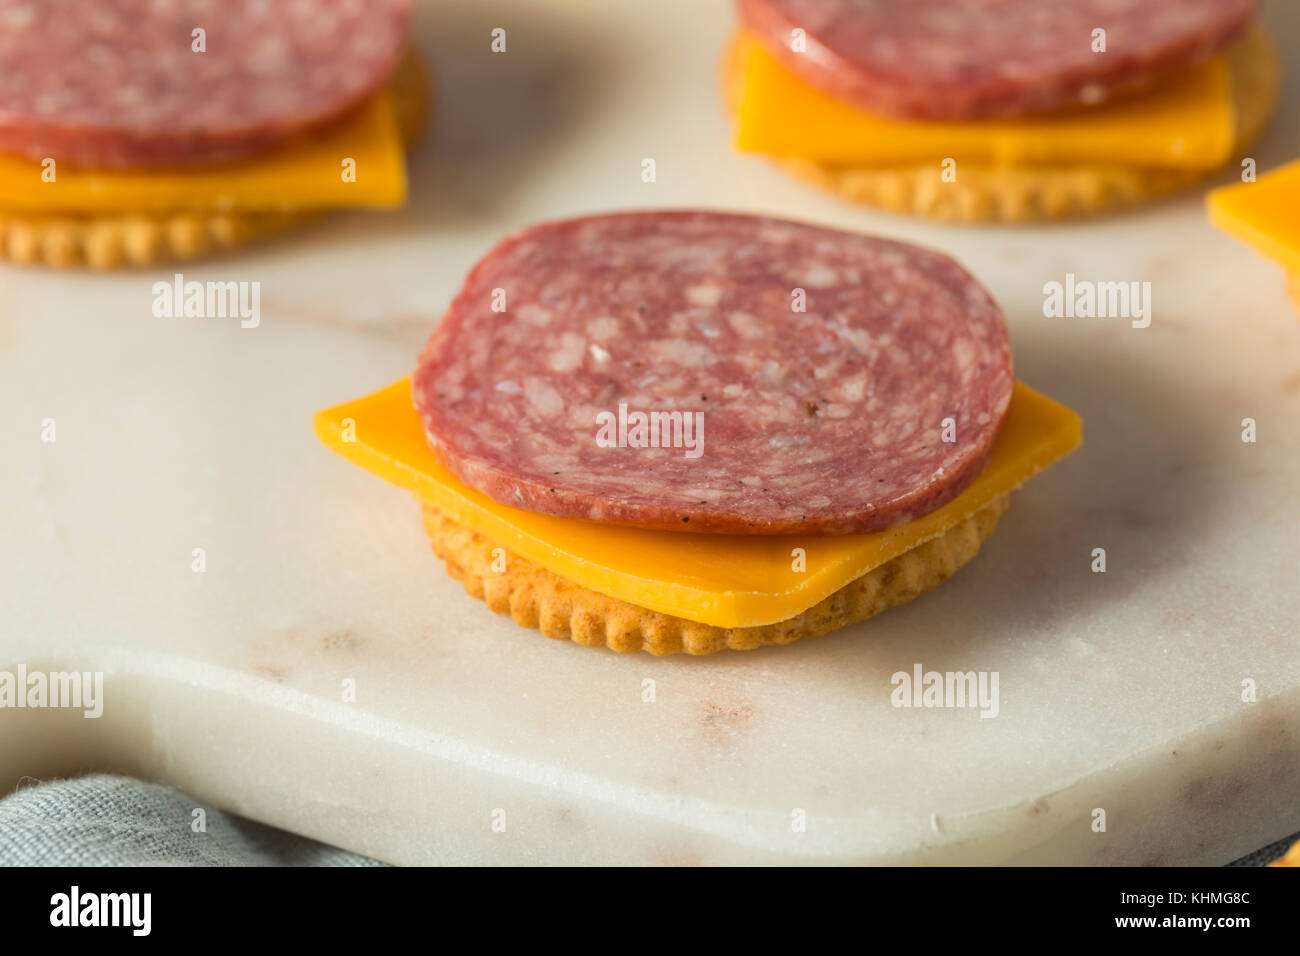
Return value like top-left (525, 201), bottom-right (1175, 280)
top-left (0, 48), bottom-right (430, 269)
top-left (420, 494), bottom-right (1009, 656)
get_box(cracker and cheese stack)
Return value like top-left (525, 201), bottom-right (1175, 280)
top-left (317, 212), bottom-right (1083, 655)
top-left (0, 0), bottom-right (426, 268)
top-left (727, 0), bottom-right (1277, 222)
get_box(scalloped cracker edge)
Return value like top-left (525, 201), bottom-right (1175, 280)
top-left (420, 494), bottom-right (1010, 656)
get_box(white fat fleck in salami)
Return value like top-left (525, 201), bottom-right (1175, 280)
top-left (738, 0), bottom-right (1258, 120)
top-left (413, 211), bottom-right (1014, 536)
top-left (0, 0), bottom-right (411, 168)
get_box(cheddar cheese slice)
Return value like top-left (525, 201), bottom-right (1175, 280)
top-left (315, 380), bottom-right (1081, 629)
top-left (734, 27), bottom-right (1255, 171)
top-left (1208, 159), bottom-right (1300, 275)
top-left (0, 92), bottom-right (406, 214)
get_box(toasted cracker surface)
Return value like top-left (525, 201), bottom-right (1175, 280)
top-left (0, 48), bottom-right (430, 269)
top-left (725, 26), bottom-right (1277, 223)
top-left (420, 494), bottom-right (1009, 656)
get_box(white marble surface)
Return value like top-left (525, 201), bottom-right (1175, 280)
top-left (3, 0), bottom-right (1299, 865)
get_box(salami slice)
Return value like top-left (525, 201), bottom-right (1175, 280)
top-left (413, 212), bottom-right (1014, 536)
top-left (0, 0), bottom-right (411, 168)
top-left (737, 0), bottom-right (1259, 121)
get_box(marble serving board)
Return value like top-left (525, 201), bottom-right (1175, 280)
top-left (3, 0), bottom-right (1299, 865)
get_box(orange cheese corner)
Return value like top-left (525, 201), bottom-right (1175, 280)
top-left (1207, 159), bottom-right (1300, 275)
top-left (733, 29), bottom-right (1243, 171)
top-left (314, 379), bottom-right (1082, 629)
top-left (1269, 838), bottom-right (1300, 866)
top-left (0, 91), bottom-right (407, 215)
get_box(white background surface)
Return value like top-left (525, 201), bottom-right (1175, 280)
top-left (2, 0), bottom-right (1299, 864)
